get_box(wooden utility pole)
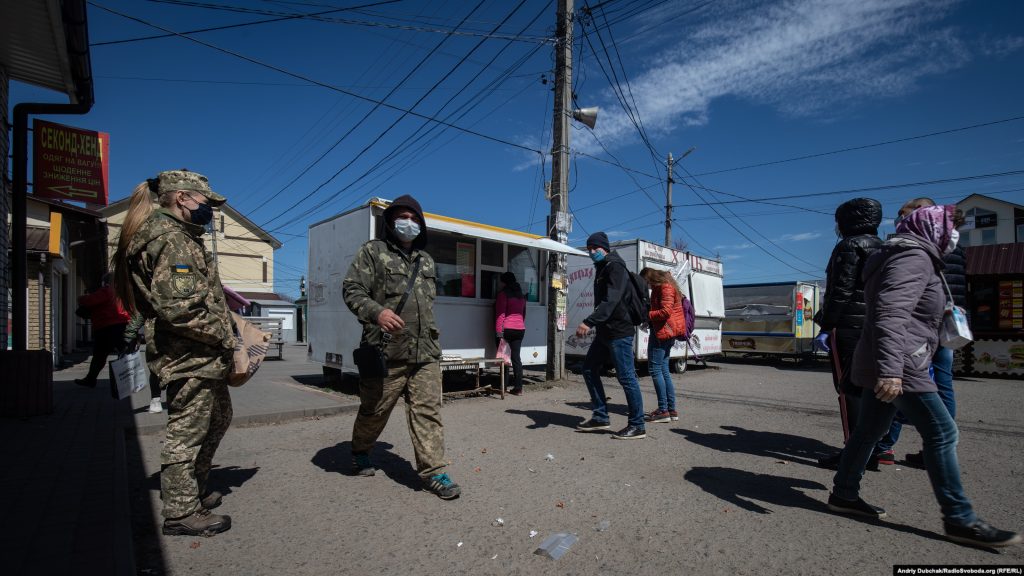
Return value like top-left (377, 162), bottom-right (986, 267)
top-left (665, 152), bottom-right (674, 246)
top-left (546, 0), bottom-right (573, 381)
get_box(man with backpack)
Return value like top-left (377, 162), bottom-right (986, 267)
top-left (574, 232), bottom-right (648, 439)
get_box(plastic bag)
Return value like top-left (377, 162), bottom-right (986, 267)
top-left (496, 338), bottom-right (512, 365)
top-left (939, 305), bottom-right (973, 350)
top-left (109, 350), bottom-right (148, 400)
top-left (230, 312), bottom-right (271, 387)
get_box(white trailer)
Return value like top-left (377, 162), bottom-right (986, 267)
top-left (564, 239), bottom-right (725, 372)
top-left (306, 198), bottom-right (585, 376)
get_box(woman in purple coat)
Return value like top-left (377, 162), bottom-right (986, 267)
top-left (827, 205), bottom-right (1019, 548)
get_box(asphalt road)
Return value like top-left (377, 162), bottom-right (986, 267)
top-left (126, 358), bottom-right (1024, 575)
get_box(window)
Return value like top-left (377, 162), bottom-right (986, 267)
top-left (424, 231), bottom-right (476, 298)
top-left (508, 245), bottom-right (541, 302)
top-left (1017, 223), bottom-right (1024, 243)
top-left (981, 229), bottom-right (996, 245)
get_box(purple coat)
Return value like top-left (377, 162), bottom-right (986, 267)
top-left (850, 235), bottom-right (945, 394)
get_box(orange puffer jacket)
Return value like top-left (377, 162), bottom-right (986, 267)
top-left (648, 283), bottom-right (686, 342)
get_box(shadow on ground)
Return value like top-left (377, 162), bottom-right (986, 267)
top-left (312, 441), bottom-right (420, 492)
top-left (673, 425), bottom-right (840, 466)
top-left (505, 408), bottom-right (585, 430)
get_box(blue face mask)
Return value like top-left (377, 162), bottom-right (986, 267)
top-left (589, 250), bottom-right (605, 263)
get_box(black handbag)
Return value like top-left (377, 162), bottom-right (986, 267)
top-left (353, 257), bottom-right (422, 380)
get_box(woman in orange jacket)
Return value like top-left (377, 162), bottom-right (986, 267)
top-left (640, 268), bottom-right (686, 423)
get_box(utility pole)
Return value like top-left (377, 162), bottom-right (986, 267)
top-left (546, 0), bottom-right (573, 381)
top-left (664, 152), bottom-right (674, 246)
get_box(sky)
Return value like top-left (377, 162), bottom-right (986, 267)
top-left (11, 0), bottom-right (1024, 298)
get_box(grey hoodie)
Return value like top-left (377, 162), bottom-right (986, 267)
top-left (849, 234), bottom-right (945, 394)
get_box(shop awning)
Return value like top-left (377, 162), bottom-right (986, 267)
top-left (965, 243), bottom-right (1024, 276)
top-left (424, 213), bottom-right (587, 256)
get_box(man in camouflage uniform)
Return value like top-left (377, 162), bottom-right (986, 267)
top-left (125, 170), bottom-right (236, 534)
top-left (342, 194), bottom-right (461, 500)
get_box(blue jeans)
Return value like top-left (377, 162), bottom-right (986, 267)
top-left (648, 337), bottom-right (676, 412)
top-left (877, 346), bottom-right (956, 452)
top-left (582, 335), bottom-right (645, 427)
top-left (833, 390), bottom-right (976, 526)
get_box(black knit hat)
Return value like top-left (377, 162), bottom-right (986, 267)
top-left (586, 231), bottom-right (610, 252)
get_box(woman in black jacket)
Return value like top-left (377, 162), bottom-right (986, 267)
top-left (815, 198), bottom-right (883, 469)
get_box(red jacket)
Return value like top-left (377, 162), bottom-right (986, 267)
top-left (78, 285), bottom-right (131, 330)
top-left (648, 283), bottom-right (686, 342)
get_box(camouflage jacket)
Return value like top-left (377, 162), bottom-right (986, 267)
top-left (126, 208), bottom-right (235, 383)
top-left (342, 238), bottom-right (441, 364)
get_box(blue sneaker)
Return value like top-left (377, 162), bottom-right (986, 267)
top-left (423, 473), bottom-right (461, 500)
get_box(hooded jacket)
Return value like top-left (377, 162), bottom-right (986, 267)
top-left (343, 195), bottom-right (441, 364)
top-left (816, 198), bottom-right (883, 333)
top-left (849, 234), bottom-right (945, 394)
top-left (583, 250), bottom-right (635, 340)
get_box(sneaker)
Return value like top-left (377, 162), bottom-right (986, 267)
top-left (644, 409), bottom-right (671, 423)
top-left (148, 398), bottom-right (163, 413)
top-left (200, 491), bottom-right (223, 510)
top-left (817, 452), bottom-right (842, 470)
top-left (576, 419), bottom-right (611, 432)
top-left (74, 378), bottom-right (96, 388)
top-left (944, 519), bottom-right (1021, 548)
top-left (875, 449), bottom-right (895, 465)
top-left (827, 493), bottom-right (887, 519)
top-left (423, 473), bottom-right (461, 500)
top-left (508, 387), bottom-right (523, 396)
top-left (352, 453), bottom-right (375, 477)
top-left (669, 410), bottom-right (679, 421)
top-left (904, 451), bottom-right (924, 469)
top-left (611, 425), bottom-right (647, 440)
top-left (162, 508), bottom-right (232, 536)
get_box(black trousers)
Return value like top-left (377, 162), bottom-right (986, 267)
top-left (85, 323), bottom-right (127, 382)
top-left (829, 329), bottom-right (863, 442)
top-left (502, 329), bottom-right (525, 391)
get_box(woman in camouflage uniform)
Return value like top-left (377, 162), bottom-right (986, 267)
top-left (113, 170), bottom-right (236, 536)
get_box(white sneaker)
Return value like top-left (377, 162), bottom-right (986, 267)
top-left (148, 398), bottom-right (163, 413)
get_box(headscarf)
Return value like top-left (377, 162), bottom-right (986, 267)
top-left (895, 204), bottom-right (955, 252)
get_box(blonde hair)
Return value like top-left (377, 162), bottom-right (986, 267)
top-left (639, 267), bottom-right (681, 294)
top-left (113, 181), bottom-right (175, 313)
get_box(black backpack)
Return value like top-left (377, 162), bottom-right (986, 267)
top-left (624, 268), bottom-right (651, 326)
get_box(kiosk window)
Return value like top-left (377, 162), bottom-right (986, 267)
top-left (481, 240), bottom-right (503, 267)
top-left (425, 231), bottom-right (476, 298)
top-left (508, 244), bottom-right (541, 302)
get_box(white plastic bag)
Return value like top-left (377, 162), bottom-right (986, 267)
top-left (939, 305), bottom-right (973, 350)
top-left (496, 338), bottom-right (512, 365)
top-left (109, 350), bottom-right (148, 400)
top-left (938, 272), bottom-right (972, 350)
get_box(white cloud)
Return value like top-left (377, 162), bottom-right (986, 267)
top-left (779, 232), bottom-right (822, 242)
top-left (606, 230), bottom-right (630, 238)
top-left (720, 254), bottom-right (743, 261)
top-left (580, 0), bottom-right (972, 151)
top-left (714, 242), bottom-right (754, 250)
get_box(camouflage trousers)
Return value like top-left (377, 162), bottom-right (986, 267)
top-left (352, 361), bottom-right (446, 479)
top-left (161, 377), bottom-right (233, 519)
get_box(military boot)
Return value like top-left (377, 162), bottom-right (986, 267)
top-left (162, 508), bottom-right (232, 536)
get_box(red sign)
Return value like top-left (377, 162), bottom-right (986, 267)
top-left (32, 119), bottom-right (110, 205)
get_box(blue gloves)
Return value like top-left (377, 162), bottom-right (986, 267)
top-left (813, 332), bottom-right (830, 354)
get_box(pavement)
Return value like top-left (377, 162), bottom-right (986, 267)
top-left (4, 346), bottom-right (1023, 575)
top-left (0, 343), bottom-right (360, 576)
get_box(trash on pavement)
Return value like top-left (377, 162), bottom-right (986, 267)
top-left (529, 530), bottom-right (539, 538)
top-left (492, 518), bottom-right (505, 527)
top-left (534, 532), bottom-right (578, 560)
top-left (595, 520), bottom-right (610, 531)
top-left (544, 454), bottom-right (555, 461)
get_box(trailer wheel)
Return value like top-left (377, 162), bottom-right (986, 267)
top-left (671, 358), bottom-right (687, 373)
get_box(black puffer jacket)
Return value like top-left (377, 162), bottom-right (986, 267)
top-left (816, 198), bottom-right (883, 333)
top-left (942, 245), bottom-right (967, 308)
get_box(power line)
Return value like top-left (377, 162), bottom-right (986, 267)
top-left (692, 115), bottom-right (1024, 177)
top-left (88, 1), bottom-right (544, 156)
top-left (143, 0), bottom-right (554, 43)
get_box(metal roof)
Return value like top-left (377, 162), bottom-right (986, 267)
top-left (0, 0), bottom-right (90, 103)
top-left (965, 243), bottom-right (1024, 276)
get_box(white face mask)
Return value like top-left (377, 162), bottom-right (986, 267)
top-left (393, 218), bottom-right (421, 242)
top-left (945, 229), bottom-right (959, 255)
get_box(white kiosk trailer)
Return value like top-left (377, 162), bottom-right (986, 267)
top-left (565, 239), bottom-right (725, 372)
top-left (307, 198), bottom-right (586, 380)
top-left (721, 281), bottom-right (822, 361)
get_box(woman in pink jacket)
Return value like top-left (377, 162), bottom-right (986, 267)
top-left (495, 272), bottom-right (527, 395)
